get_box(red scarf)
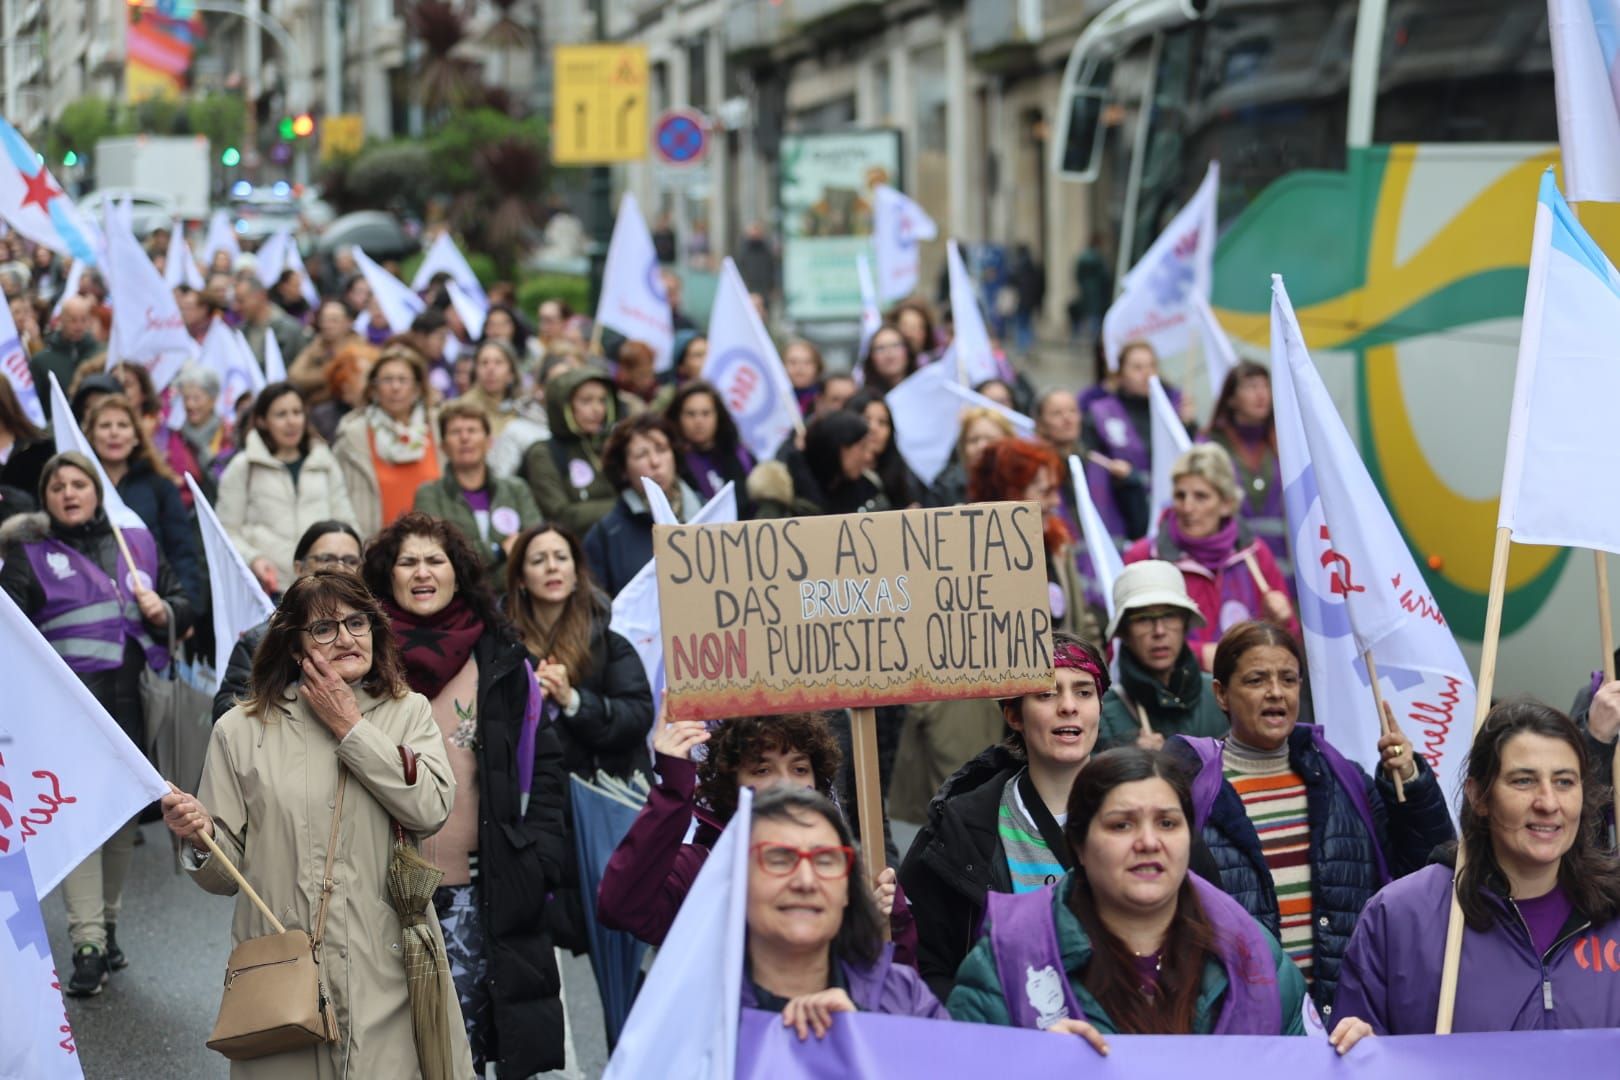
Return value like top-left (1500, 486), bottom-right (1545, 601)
top-left (382, 594), bottom-right (484, 701)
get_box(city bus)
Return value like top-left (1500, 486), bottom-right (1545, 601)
top-left (1052, 0), bottom-right (1620, 705)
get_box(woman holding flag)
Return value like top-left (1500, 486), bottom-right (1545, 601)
top-left (1203, 362), bottom-right (1290, 578)
top-left (1, 450), bottom-right (195, 996)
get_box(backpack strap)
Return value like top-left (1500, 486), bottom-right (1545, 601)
top-left (985, 886), bottom-right (1085, 1030)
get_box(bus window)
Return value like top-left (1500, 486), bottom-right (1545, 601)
top-left (1058, 58), bottom-right (1115, 179)
top-left (1373, 0), bottom-right (1553, 144)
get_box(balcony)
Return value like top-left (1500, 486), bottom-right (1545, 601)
top-left (725, 0), bottom-right (886, 62)
top-left (968, 0), bottom-right (1096, 71)
top-left (725, 0), bottom-right (789, 62)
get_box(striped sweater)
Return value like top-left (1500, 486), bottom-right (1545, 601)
top-left (1222, 742), bottom-right (1313, 979)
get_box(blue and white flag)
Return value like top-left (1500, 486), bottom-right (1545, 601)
top-left (947, 240), bottom-right (999, 386)
top-left (872, 184), bottom-right (937, 302)
top-left (163, 220), bottom-right (204, 291)
top-left (611, 481), bottom-right (738, 703)
top-left (48, 373), bottom-right (147, 535)
top-left (412, 231), bottom-right (488, 306)
top-left (351, 245), bottom-right (424, 335)
top-left (0, 119), bottom-right (97, 265)
top-left (605, 787), bottom-right (751, 1079)
top-left (105, 203), bottom-right (195, 391)
top-left (0, 587), bottom-right (169, 895)
top-left (856, 251), bottom-right (883, 361)
top-left (1550, 0), bottom-right (1620, 202)
top-left (888, 360), bottom-right (1034, 486)
top-left (596, 192), bottom-right (674, 371)
top-left (1102, 161), bottom-right (1218, 370)
top-left (1069, 454), bottom-right (1127, 622)
top-left (1272, 274), bottom-right (1474, 808)
top-left (1145, 374), bottom-right (1192, 541)
top-left (201, 208), bottom-right (240, 268)
top-left (0, 292), bottom-right (44, 427)
top-left (1500, 171), bottom-right (1620, 552)
top-left (185, 474), bottom-right (274, 692)
top-left (703, 258), bottom-right (800, 461)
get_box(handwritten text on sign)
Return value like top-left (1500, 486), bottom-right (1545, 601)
top-left (653, 503), bottom-right (1054, 721)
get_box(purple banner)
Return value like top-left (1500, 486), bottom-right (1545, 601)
top-left (737, 1008), bottom-right (1620, 1078)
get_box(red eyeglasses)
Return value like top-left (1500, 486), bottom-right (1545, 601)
top-left (750, 842), bottom-right (855, 880)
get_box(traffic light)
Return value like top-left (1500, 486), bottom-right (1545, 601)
top-left (62, 150), bottom-right (78, 167)
top-left (291, 113), bottom-right (315, 138)
top-left (278, 116), bottom-right (296, 140)
top-left (221, 146), bottom-right (240, 166)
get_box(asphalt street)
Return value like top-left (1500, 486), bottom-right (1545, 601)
top-left (46, 823), bottom-right (609, 1079)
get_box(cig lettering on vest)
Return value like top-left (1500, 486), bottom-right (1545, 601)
top-left (23, 529), bottom-right (168, 673)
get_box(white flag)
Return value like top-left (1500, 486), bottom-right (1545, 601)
top-left (50, 259), bottom-right (85, 323)
top-left (947, 240), bottom-right (999, 386)
top-left (1146, 375), bottom-right (1192, 540)
top-left (1102, 161), bottom-right (1219, 371)
top-left (856, 252), bottom-right (883, 361)
top-left (48, 373), bottom-right (147, 534)
top-left (412, 232), bottom-right (488, 305)
top-left (1500, 170), bottom-right (1620, 553)
top-left (595, 192), bottom-right (674, 372)
top-left (1272, 273), bottom-right (1473, 811)
top-left (1550, 0), bottom-right (1620, 203)
top-left (196, 320), bottom-right (265, 419)
top-left (888, 360), bottom-right (1034, 486)
top-left (262, 322), bottom-right (287, 383)
top-left (872, 185), bottom-right (938, 303)
top-left (702, 258), bottom-right (800, 461)
top-left (352, 246), bottom-right (425, 335)
top-left (0, 770), bottom-right (83, 1080)
top-left (105, 205), bottom-right (196, 391)
top-left (163, 221), bottom-right (204, 291)
top-left (605, 787), bottom-right (750, 1079)
top-left (0, 294), bottom-right (44, 427)
top-left (253, 229), bottom-right (292, 288)
top-left (0, 588), bottom-right (170, 895)
top-left (283, 238), bottom-right (319, 311)
top-left (611, 482), bottom-right (738, 702)
top-left (1190, 290), bottom-right (1240, 404)
top-left (201, 208), bottom-right (241, 267)
top-left (446, 279), bottom-right (489, 342)
top-left (185, 474), bottom-right (275, 693)
top-left (1069, 454), bottom-right (1127, 622)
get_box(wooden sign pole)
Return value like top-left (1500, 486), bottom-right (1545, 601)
top-left (849, 706), bottom-right (890, 941)
top-left (1362, 651), bottom-right (1406, 804)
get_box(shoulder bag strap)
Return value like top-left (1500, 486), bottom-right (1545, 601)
top-left (311, 769), bottom-right (349, 949)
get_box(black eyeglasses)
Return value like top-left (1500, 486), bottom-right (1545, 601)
top-left (297, 613), bottom-right (373, 644)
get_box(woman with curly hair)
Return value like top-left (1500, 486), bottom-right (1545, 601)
top-left (597, 707), bottom-right (914, 959)
top-left (362, 511), bottom-right (572, 1075)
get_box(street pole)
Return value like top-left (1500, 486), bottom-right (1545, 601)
top-left (586, 0), bottom-right (613, 320)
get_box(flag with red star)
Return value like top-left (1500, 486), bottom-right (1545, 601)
top-left (0, 119), bottom-right (97, 264)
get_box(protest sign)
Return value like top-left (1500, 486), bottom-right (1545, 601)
top-left (654, 503), bottom-right (1053, 722)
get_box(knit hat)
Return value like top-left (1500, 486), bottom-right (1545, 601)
top-left (1105, 559), bottom-right (1205, 639)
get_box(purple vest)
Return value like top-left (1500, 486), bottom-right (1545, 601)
top-left (24, 531), bottom-right (169, 674)
top-left (1181, 728), bottom-right (1391, 886)
top-left (1085, 394), bottom-right (1149, 471)
top-left (1205, 431), bottom-right (1289, 572)
top-left (987, 873), bottom-right (1283, 1034)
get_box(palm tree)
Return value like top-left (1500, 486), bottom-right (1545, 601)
top-left (408, 0), bottom-right (479, 113)
top-left (472, 136), bottom-right (544, 274)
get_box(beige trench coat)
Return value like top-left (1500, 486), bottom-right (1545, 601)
top-left (188, 685), bottom-right (476, 1079)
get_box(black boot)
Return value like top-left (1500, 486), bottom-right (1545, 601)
top-left (67, 945), bottom-right (109, 997)
top-left (105, 924), bottom-right (127, 971)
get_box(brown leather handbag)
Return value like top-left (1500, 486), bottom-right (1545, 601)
top-left (204, 771), bottom-right (349, 1061)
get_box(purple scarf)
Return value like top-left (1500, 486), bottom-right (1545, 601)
top-left (1168, 513), bottom-right (1239, 574)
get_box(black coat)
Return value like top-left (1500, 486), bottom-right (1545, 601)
top-left (1165, 727), bottom-right (1456, 1018)
top-left (0, 510), bottom-right (194, 743)
top-left (540, 598), bottom-right (655, 782)
top-left (213, 619), bottom-right (267, 721)
top-left (0, 436), bottom-right (53, 503)
top-left (582, 495), bottom-right (653, 599)
top-left (898, 745), bottom-right (1023, 1001)
top-left (115, 458), bottom-right (205, 612)
top-left (468, 629), bottom-right (570, 1077)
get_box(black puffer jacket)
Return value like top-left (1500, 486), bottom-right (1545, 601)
top-left (1166, 725), bottom-right (1456, 1018)
top-left (467, 628), bottom-right (570, 1077)
top-left (536, 593), bottom-right (655, 781)
top-left (213, 620), bottom-right (267, 721)
top-left (898, 745), bottom-right (1025, 1001)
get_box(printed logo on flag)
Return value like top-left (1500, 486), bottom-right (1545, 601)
top-left (647, 257), bottom-right (668, 303)
top-left (709, 348), bottom-right (775, 425)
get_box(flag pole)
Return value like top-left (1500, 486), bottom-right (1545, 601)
top-left (1134, 702), bottom-right (1153, 739)
top-left (849, 706), bottom-right (890, 942)
top-left (1361, 650), bottom-right (1406, 803)
top-left (1435, 524), bottom-right (1512, 1033)
top-left (108, 517), bottom-right (143, 590)
top-left (1597, 549), bottom-right (1619, 832)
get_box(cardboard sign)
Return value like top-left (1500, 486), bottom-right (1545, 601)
top-left (653, 503), bottom-right (1055, 721)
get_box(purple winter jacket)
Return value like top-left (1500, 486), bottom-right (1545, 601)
top-left (741, 943), bottom-right (948, 1020)
top-left (1334, 863), bottom-right (1620, 1033)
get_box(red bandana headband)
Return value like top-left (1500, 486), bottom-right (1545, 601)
top-left (1054, 640), bottom-right (1110, 696)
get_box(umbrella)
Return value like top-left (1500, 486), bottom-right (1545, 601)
top-left (384, 826), bottom-right (457, 1080)
top-left (570, 773), bottom-right (651, 1048)
top-left (317, 211), bottom-right (416, 260)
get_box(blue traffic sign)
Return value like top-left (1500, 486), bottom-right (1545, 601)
top-left (652, 109), bottom-right (708, 166)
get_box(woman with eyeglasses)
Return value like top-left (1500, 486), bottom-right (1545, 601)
top-left (215, 381), bottom-right (357, 595)
top-left (364, 511), bottom-right (572, 1075)
top-left (212, 520), bottom-right (364, 720)
top-left (160, 571), bottom-right (476, 1076)
top-left (745, 787), bottom-right (946, 1040)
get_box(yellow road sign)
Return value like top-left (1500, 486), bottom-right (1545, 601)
top-left (552, 45), bottom-right (649, 165)
top-left (320, 114), bottom-right (365, 161)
